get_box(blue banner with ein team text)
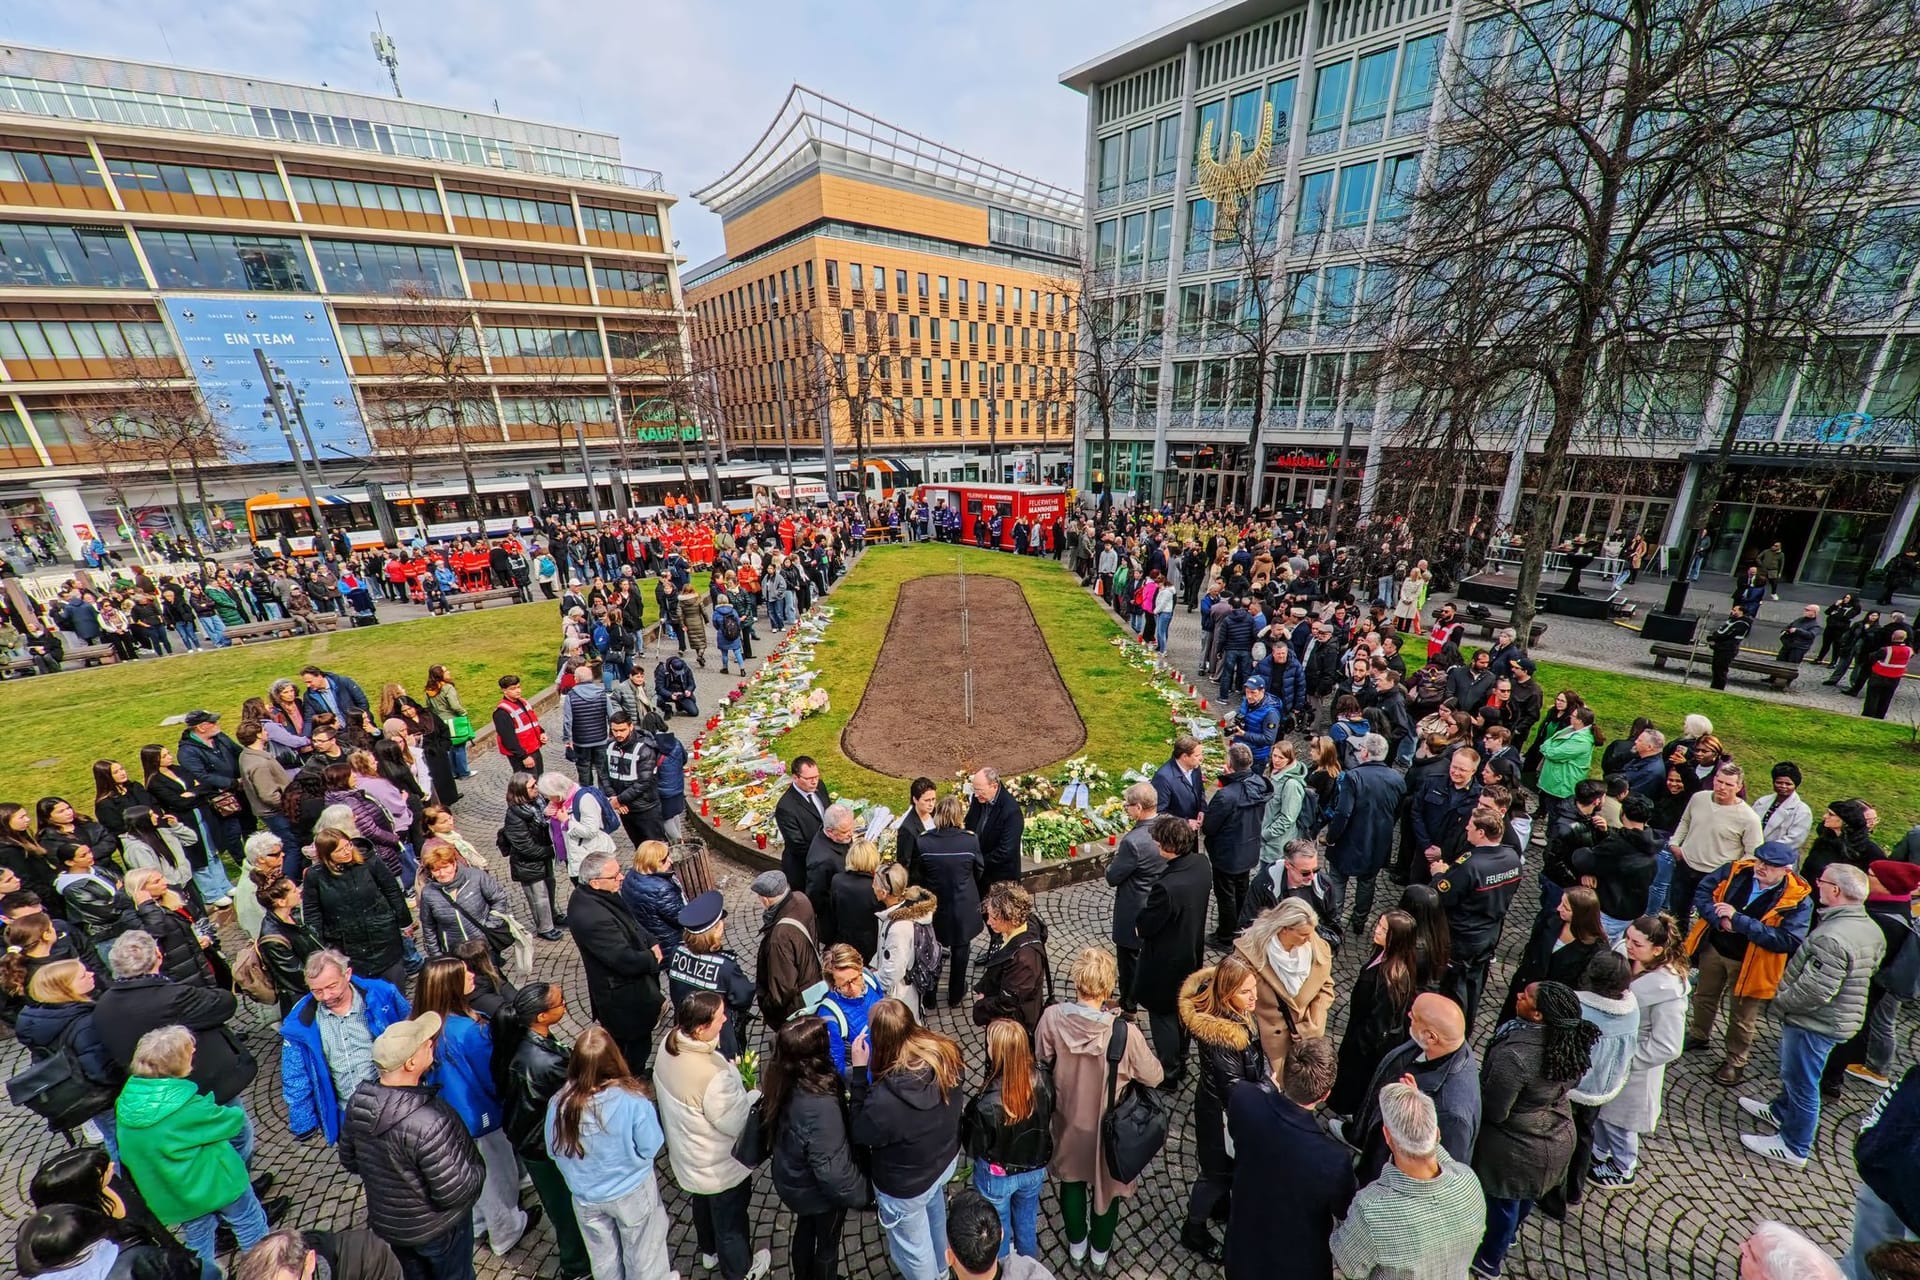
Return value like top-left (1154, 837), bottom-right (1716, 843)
top-left (162, 295), bottom-right (370, 465)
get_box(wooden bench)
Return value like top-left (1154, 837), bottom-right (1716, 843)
top-left (227, 617), bottom-right (313, 643)
top-left (444, 587), bottom-right (522, 611)
top-left (1649, 642), bottom-right (1802, 690)
top-left (1454, 618), bottom-right (1549, 645)
top-left (59, 644), bottom-right (117, 669)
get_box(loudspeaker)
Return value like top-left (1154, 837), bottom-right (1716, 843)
top-left (1640, 612), bottom-right (1699, 644)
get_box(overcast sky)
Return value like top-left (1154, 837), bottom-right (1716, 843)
top-left (7, 0), bottom-right (1193, 265)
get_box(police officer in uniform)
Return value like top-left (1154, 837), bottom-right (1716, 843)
top-left (668, 890), bottom-right (757, 1058)
top-left (1708, 604), bottom-right (1753, 690)
top-left (1427, 809), bottom-right (1524, 1033)
top-left (605, 710), bottom-right (666, 846)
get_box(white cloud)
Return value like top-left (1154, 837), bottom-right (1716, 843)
top-left (5, 0), bottom-right (1189, 262)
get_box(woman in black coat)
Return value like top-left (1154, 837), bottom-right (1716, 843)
top-left (830, 841), bottom-right (883, 965)
top-left (895, 779), bottom-right (938, 887)
top-left (1331, 909), bottom-right (1422, 1118)
top-left (500, 774), bottom-right (563, 939)
top-left (299, 829), bottom-right (412, 990)
top-left (767, 1015), bottom-right (869, 1280)
top-left (130, 882), bottom-right (213, 988)
top-left (1801, 798), bottom-right (1879, 888)
top-left (1176, 957), bottom-right (1268, 1261)
top-left (1498, 885), bottom-right (1606, 1025)
top-left (93, 760), bottom-right (156, 840)
top-left (916, 795), bottom-right (985, 1007)
top-left (492, 982), bottom-right (591, 1280)
top-left (256, 875), bottom-right (322, 1016)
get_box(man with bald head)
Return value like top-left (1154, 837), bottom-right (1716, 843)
top-left (1344, 992), bottom-right (1483, 1186)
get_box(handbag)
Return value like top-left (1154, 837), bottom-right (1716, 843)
top-left (449, 714), bottom-right (475, 747)
top-left (209, 790), bottom-right (243, 818)
top-left (731, 1095), bottom-right (771, 1166)
top-left (500, 910), bottom-right (535, 982)
top-left (432, 883), bottom-right (516, 956)
top-left (7, 1019), bottom-right (119, 1133)
top-left (1879, 914), bottom-right (1920, 1000)
top-left (1099, 1018), bottom-right (1172, 1184)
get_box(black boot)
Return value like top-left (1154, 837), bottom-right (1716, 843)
top-left (1180, 1222), bottom-right (1224, 1263)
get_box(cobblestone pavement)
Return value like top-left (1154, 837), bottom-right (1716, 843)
top-left (2, 551), bottom-right (1903, 1280)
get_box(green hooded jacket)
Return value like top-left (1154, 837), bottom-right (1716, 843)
top-left (115, 1075), bottom-right (249, 1226)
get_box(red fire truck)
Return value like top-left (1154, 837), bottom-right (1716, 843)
top-left (916, 483), bottom-right (1068, 550)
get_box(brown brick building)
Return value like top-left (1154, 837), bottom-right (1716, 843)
top-left (685, 86), bottom-right (1083, 490)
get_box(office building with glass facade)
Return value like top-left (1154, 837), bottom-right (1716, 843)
top-left (684, 86), bottom-right (1083, 484)
top-left (0, 45), bottom-right (688, 557)
top-left (1062, 0), bottom-right (1920, 585)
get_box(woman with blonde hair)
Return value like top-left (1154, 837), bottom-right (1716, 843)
top-left (1035, 946), bottom-right (1164, 1271)
top-left (1176, 953), bottom-right (1267, 1261)
top-left (872, 863), bottom-right (936, 1017)
top-left (1232, 897), bottom-right (1335, 1077)
top-left (654, 990), bottom-right (770, 1280)
top-left (832, 836), bottom-right (884, 963)
top-left (546, 1024), bottom-right (673, 1280)
top-left (13, 958), bottom-right (123, 1155)
top-left (619, 839), bottom-right (685, 955)
top-left (962, 1018), bottom-right (1054, 1259)
top-left (850, 999), bottom-right (965, 1280)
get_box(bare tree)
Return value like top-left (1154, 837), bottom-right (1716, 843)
top-left (1375, 0), bottom-right (1920, 636)
top-left (1051, 262), bottom-right (1157, 500)
top-left (367, 283), bottom-right (490, 512)
top-left (648, 335), bottom-right (734, 511)
top-left (64, 330), bottom-right (241, 573)
top-left (802, 305), bottom-right (917, 506)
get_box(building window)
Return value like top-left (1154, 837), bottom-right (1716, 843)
top-left (909, 316), bottom-right (921, 338)
top-left (1397, 34), bottom-right (1444, 113)
top-left (1187, 198), bottom-right (1215, 254)
top-left (1265, 79), bottom-right (1298, 141)
top-left (938, 276), bottom-right (950, 301)
top-left (1095, 220), bottom-right (1118, 269)
top-left (289, 174), bottom-right (437, 214)
top-left (873, 265), bottom-right (886, 292)
top-left (0, 222), bottom-right (146, 288)
top-left (918, 272), bottom-right (929, 298)
top-left (484, 325), bottom-right (604, 359)
top-left (1154, 116), bottom-right (1180, 180)
top-left (107, 157), bottom-right (284, 202)
top-left (896, 268), bottom-right (908, 293)
top-left (1125, 123), bottom-right (1152, 185)
top-left (1230, 89), bottom-right (1263, 144)
top-left (313, 238), bottom-right (463, 295)
top-left (1310, 61), bottom-right (1351, 135)
top-left (949, 319), bottom-right (960, 341)
top-left (580, 205), bottom-right (662, 238)
top-left (1334, 162), bottom-right (1378, 227)
top-left (139, 230), bottom-right (314, 292)
top-left (1097, 135), bottom-right (1122, 193)
top-left (826, 260), bottom-right (839, 288)
top-left (1014, 288), bottom-right (1024, 311)
top-left (0, 318), bottom-right (173, 362)
top-left (959, 278), bottom-right (969, 305)
top-left (1192, 100), bottom-right (1224, 175)
top-left (1122, 213), bottom-right (1147, 266)
top-left (447, 188), bottom-right (576, 230)
top-left (0, 148), bottom-right (106, 188)
top-left (1350, 47), bottom-right (1398, 124)
top-left (1378, 153), bottom-right (1422, 221)
top-left (841, 309), bottom-right (856, 337)
top-left (593, 263), bottom-right (671, 300)
top-left (850, 263), bottom-right (863, 290)
top-left (1297, 170), bottom-right (1335, 237)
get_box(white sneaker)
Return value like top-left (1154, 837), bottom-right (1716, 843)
top-left (1068, 1240), bottom-right (1087, 1266)
top-left (1741, 1132), bottom-right (1807, 1168)
top-left (745, 1250), bottom-right (772, 1280)
top-left (698, 1256), bottom-right (719, 1273)
top-left (1738, 1097), bottom-right (1781, 1129)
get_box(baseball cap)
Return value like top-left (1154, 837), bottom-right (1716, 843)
top-left (1244, 675), bottom-right (1268, 692)
top-left (183, 710), bottom-right (220, 727)
top-left (372, 1012), bottom-right (443, 1072)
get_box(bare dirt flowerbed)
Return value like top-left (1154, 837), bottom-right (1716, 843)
top-left (841, 573), bottom-right (1086, 779)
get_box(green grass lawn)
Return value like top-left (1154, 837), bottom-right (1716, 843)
top-left (4, 603), bottom-right (564, 806)
top-left (781, 544), bottom-right (1175, 801)
top-left (1520, 655), bottom-right (1920, 826)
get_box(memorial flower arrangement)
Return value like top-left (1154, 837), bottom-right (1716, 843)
top-left (1004, 773), bottom-right (1058, 809)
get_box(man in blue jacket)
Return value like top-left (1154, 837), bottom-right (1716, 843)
top-left (1202, 744), bottom-right (1272, 945)
top-left (1151, 737), bottom-right (1207, 824)
top-left (1325, 732), bottom-right (1407, 933)
top-left (281, 949), bottom-right (411, 1144)
top-left (1230, 676), bottom-right (1282, 774)
top-left (299, 664), bottom-right (372, 734)
top-left (1412, 747), bottom-right (1482, 863)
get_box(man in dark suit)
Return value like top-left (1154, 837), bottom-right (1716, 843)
top-left (1151, 737), bottom-right (1206, 824)
top-left (1225, 1038), bottom-right (1356, 1280)
top-left (804, 804), bottom-right (856, 947)
top-left (1103, 783), bottom-right (1164, 1012)
top-left (965, 767), bottom-right (1025, 886)
top-left (773, 754), bottom-right (827, 892)
top-left (1135, 814), bottom-right (1213, 1085)
top-left (567, 852), bottom-right (665, 1075)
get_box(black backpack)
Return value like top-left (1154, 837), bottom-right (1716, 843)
top-left (7, 1017), bottom-right (118, 1134)
top-left (905, 920), bottom-right (943, 1007)
top-left (1099, 1018), bottom-right (1172, 1184)
top-left (718, 611), bottom-right (742, 643)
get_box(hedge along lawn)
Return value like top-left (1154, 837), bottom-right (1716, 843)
top-left (779, 543), bottom-right (1175, 803)
top-left (2, 601), bottom-right (564, 807)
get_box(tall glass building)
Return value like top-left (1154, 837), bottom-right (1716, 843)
top-left (0, 46), bottom-right (689, 558)
top-left (1062, 0), bottom-right (1920, 585)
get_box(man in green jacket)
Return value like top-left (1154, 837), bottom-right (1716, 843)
top-left (116, 1025), bottom-right (289, 1272)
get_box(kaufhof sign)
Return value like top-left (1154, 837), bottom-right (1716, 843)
top-left (633, 424), bottom-right (704, 442)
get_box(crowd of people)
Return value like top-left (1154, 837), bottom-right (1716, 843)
top-left (2, 496), bottom-right (1918, 1280)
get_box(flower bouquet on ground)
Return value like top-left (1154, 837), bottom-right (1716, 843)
top-left (1055, 756), bottom-right (1110, 809)
top-left (1022, 810), bottom-right (1100, 862)
top-left (1004, 773), bottom-right (1057, 813)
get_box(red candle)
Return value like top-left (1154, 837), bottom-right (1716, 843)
top-left (690, 781), bottom-right (701, 797)
top-left (1200, 698), bottom-right (1208, 710)
top-left (701, 799), bottom-right (710, 816)
top-left (1108, 835), bottom-right (1118, 847)
top-left (755, 833), bottom-right (768, 850)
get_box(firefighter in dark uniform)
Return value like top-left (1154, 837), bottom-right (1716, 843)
top-left (1427, 809), bottom-right (1524, 1033)
top-left (667, 890), bottom-right (758, 1059)
top-left (1708, 604), bottom-right (1753, 690)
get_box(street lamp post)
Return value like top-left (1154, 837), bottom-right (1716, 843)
top-left (254, 347), bottom-right (333, 559)
top-left (986, 365), bottom-right (1004, 483)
